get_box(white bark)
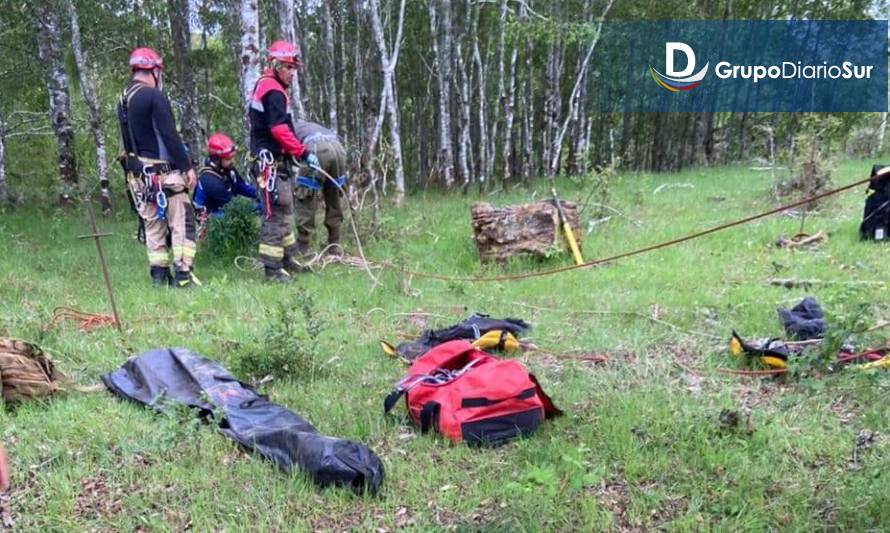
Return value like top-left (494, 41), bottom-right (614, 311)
top-left (278, 0), bottom-right (305, 118)
top-left (322, 0), bottom-right (339, 131)
top-left (0, 113), bottom-right (7, 204)
top-left (541, 41), bottom-right (562, 176)
top-left (239, 0), bottom-right (262, 135)
top-left (877, 95), bottom-right (888, 156)
top-left (548, 0), bottom-right (614, 175)
top-left (35, 1), bottom-right (78, 202)
top-left (369, 0), bottom-right (407, 205)
top-left (472, 4), bottom-right (487, 186)
top-left (456, 41), bottom-right (472, 189)
top-left (428, 0), bottom-right (454, 187)
top-left (68, 0), bottom-right (111, 212)
top-left (487, 0), bottom-right (508, 181)
top-left (502, 45), bottom-right (518, 181)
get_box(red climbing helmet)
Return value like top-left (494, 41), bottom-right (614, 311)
top-left (207, 133), bottom-right (237, 159)
top-left (129, 47), bottom-right (164, 71)
top-left (267, 40), bottom-right (302, 67)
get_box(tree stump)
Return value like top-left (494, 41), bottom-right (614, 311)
top-left (471, 201), bottom-right (583, 264)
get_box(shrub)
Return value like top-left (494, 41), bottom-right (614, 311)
top-left (203, 197), bottom-right (259, 259)
top-left (230, 290), bottom-right (328, 382)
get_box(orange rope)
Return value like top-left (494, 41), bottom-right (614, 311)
top-left (50, 306), bottom-right (117, 332)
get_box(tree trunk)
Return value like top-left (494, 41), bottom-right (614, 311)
top-left (68, 0), bottom-right (111, 213)
top-left (876, 101), bottom-right (888, 156)
top-left (239, 0), bottom-right (262, 138)
top-left (0, 113), bottom-right (7, 204)
top-left (487, 0), bottom-right (508, 182)
top-left (168, 0), bottom-right (201, 163)
top-left (455, 40), bottom-right (472, 190)
top-left (321, 0), bottom-right (339, 131)
top-left (501, 44), bottom-right (518, 182)
top-left (278, 0), bottom-right (305, 119)
top-left (35, 1), bottom-right (78, 204)
top-left (471, 200), bottom-right (582, 264)
top-left (549, 0), bottom-right (613, 176)
top-left (541, 40), bottom-right (562, 176)
top-left (428, 0), bottom-right (454, 187)
top-left (471, 3), bottom-right (487, 188)
top-left (369, 0), bottom-right (407, 206)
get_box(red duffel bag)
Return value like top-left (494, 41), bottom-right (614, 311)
top-left (384, 340), bottom-right (561, 446)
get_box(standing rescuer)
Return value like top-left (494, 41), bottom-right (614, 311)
top-left (248, 40), bottom-right (320, 282)
top-left (293, 120), bottom-right (347, 257)
top-left (117, 47), bottom-right (199, 288)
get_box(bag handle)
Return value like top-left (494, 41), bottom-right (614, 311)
top-left (383, 388), bottom-right (404, 415)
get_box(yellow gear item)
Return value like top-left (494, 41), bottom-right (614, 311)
top-left (471, 330), bottom-right (520, 353)
top-left (380, 340), bottom-right (398, 358)
top-left (380, 330), bottom-right (521, 363)
top-left (729, 331), bottom-right (789, 369)
top-left (862, 355), bottom-right (890, 370)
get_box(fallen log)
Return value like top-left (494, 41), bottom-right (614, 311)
top-left (471, 200), bottom-right (582, 264)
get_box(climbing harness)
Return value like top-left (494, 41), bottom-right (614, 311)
top-left (257, 149), bottom-right (277, 220)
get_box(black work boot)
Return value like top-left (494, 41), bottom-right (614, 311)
top-left (173, 270), bottom-right (194, 289)
top-left (265, 266), bottom-right (292, 283)
top-left (150, 266), bottom-right (171, 288)
top-left (295, 240), bottom-right (311, 258)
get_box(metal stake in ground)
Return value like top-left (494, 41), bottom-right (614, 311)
top-left (79, 197), bottom-right (123, 331)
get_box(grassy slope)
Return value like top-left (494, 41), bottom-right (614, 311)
top-left (1, 161), bottom-right (889, 531)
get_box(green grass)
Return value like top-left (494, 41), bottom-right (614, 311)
top-left (2, 161), bottom-right (890, 531)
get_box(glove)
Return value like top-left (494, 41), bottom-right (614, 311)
top-left (302, 151), bottom-right (320, 177)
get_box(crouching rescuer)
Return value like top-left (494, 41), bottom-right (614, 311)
top-left (194, 133), bottom-right (258, 218)
top-left (248, 40), bottom-right (320, 283)
top-left (118, 47), bottom-right (199, 288)
top-left (293, 120), bottom-right (347, 257)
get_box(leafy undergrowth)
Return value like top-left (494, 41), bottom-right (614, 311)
top-left (1, 161), bottom-right (889, 530)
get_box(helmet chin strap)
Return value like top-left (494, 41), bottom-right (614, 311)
top-left (153, 69), bottom-right (163, 90)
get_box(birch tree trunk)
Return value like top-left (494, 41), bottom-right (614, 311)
top-left (502, 45), bottom-right (518, 181)
top-left (369, 0), bottom-right (407, 206)
top-left (455, 40), bottom-right (472, 191)
top-left (486, 0), bottom-right (508, 182)
top-left (541, 40), bottom-right (562, 176)
top-left (321, 0), bottom-right (339, 131)
top-left (876, 94), bottom-right (888, 156)
top-left (0, 113), bottom-right (7, 204)
top-left (35, 1), bottom-right (78, 205)
top-left (279, 0), bottom-right (305, 118)
top-left (168, 0), bottom-right (201, 161)
top-left (471, 3), bottom-right (487, 188)
top-left (239, 0), bottom-right (262, 137)
top-left (521, 34), bottom-right (534, 180)
top-left (548, 0), bottom-right (613, 175)
top-left (68, 0), bottom-right (111, 213)
top-left (428, 0), bottom-right (454, 187)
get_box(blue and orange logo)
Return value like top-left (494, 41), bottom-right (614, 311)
top-left (651, 42), bottom-right (708, 92)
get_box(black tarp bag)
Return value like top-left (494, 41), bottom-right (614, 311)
top-left (777, 296), bottom-right (827, 341)
top-left (384, 314), bottom-right (531, 362)
top-left (102, 348), bottom-right (384, 493)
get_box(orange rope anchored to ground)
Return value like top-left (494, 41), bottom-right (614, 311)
top-left (373, 175), bottom-right (873, 283)
top-left (49, 306), bottom-right (118, 332)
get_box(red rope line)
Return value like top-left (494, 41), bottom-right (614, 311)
top-left (382, 176), bottom-right (872, 283)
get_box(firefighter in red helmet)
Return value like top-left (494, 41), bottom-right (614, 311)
top-left (118, 47), bottom-right (199, 288)
top-left (248, 40), bottom-right (321, 282)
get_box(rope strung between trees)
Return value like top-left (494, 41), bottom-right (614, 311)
top-left (365, 175), bottom-right (873, 283)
